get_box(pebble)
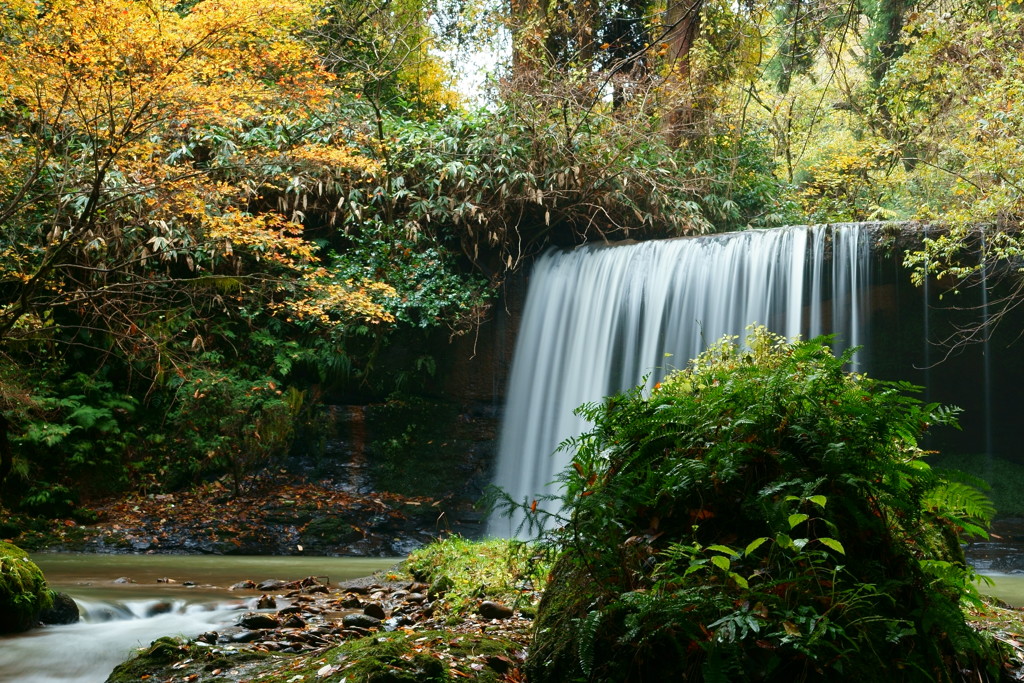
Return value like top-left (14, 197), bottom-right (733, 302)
top-left (239, 612), bottom-right (279, 629)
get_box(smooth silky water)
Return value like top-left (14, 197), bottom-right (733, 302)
top-left (0, 553), bottom-right (397, 683)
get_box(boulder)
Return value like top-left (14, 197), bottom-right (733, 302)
top-left (0, 541), bottom-right (53, 633)
top-left (39, 591), bottom-right (79, 625)
top-left (478, 601), bottom-right (513, 620)
top-left (362, 602), bottom-right (386, 620)
top-left (238, 612), bottom-right (278, 629)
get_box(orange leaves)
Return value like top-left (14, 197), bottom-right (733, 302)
top-left (274, 276), bottom-right (398, 326)
top-left (0, 0), bottom-right (329, 129)
top-left (207, 210), bottom-right (317, 266)
top-left (290, 143), bottom-right (382, 179)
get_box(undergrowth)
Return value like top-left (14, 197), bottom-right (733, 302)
top-left (403, 536), bottom-right (549, 621)
top-left (520, 327), bottom-right (1005, 682)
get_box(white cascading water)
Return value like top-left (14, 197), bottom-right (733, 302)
top-left (0, 598), bottom-right (244, 683)
top-left (488, 224), bottom-right (872, 537)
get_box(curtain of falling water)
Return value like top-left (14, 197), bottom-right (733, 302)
top-left (488, 225), bottom-right (872, 537)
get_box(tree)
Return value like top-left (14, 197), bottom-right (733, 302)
top-left (0, 0), bottom-right (395, 370)
top-left (0, 0), bottom-right (401, 503)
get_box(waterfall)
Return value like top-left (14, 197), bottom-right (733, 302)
top-left (488, 224), bottom-right (872, 537)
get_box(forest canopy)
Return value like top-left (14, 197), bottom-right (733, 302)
top-left (0, 0), bottom-right (1020, 512)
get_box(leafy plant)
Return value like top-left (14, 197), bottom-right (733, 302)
top-left (163, 368), bottom-right (299, 495)
top-left (525, 327), bottom-right (1004, 682)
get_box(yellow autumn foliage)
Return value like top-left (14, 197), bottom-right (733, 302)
top-left (0, 0), bottom-right (396, 331)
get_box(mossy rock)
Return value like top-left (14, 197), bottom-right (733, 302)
top-left (106, 637), bottom-right (273, 683)
top-left (301, 516), bottom-right (363, 545)
top-left (524, 554), bottom-right (595, 683)
top-left (0, 541), bottom-right (53, 633)
top-left (108, 631), bottom-right (523, 683)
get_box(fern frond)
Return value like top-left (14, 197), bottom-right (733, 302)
top-left (577, 609), bottom-right (604, 677)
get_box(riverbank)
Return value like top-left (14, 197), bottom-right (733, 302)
top-left (105, 537), bottom-right (544, 683)
top-left (3, 468), bottom-right (482, 557)
top-left (92, 536), bottom-right (1024, 683)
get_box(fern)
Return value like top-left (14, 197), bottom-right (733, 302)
top-left (577, 609), bottom-right (604, 678)
top-left (924, 478), bottom-right (996, 532)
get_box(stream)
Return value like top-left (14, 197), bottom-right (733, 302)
top-left (0, 554), bottom-right (397, 683)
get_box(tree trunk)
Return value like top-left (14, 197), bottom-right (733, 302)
top-left (510, 0), bottom-right (548, 81)
top-left (662, 0), bottom-right (705, 146)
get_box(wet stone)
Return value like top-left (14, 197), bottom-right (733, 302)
top-left (239, 612), bottom-right (279, 629)
top-left (340, 595), bottom-right (361, 608)
top-left (342, 613), bottom-right (382, 629)
top-left (283, 615), bottom-right (306, 629)
top-left (257, 579), bottom-right (288, 591)
top-left (145, 601), bottom-right (174, 617)
top-left (383, 616), bottom-right (415, 632)
top-left (363, 603), bottom-right (386, 620)
top-left (230, 580), bottom-right (257, 591)
top-left (257, 594), bottom-right (277, 609)
top-left (39, 592), bottom-right (80, 625)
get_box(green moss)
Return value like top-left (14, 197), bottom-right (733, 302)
top-left (251, 631), bottom-right (522, 683)
top-left (402, 536), bottom-right (548, 618)
top-left (524, 554), bottom-right (596, 683)
top-left (106, 637), bottom-right (275, 683)
top-left (365, 397), bottom-right (465, 499)
top-left (0, 541), bottom-right (53, 633)
top-left (302, 516), bottom-right (362, 544)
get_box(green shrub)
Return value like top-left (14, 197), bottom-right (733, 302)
top-left (0, 541), bottom-right (53, 633)
top-left (163, 367), bottom-right (299, 495)
top-left (403, 536), bottom-right (549, 619)
top-left (524, 327), bottom-right (1003, 682)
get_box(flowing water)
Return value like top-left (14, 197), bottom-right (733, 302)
top-left (0, 554), bottom-right (396, 683)
top-left (489, 225), bottom-right (871, 536)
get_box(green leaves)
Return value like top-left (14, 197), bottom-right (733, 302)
top-left (817, 537), bottom-right (846, 555)
top-left (539, 328), bottom-right (1000, 682)
top-left (744, 537), bottom-right (769, 557)
top-left (787, 513), bottom-right (809, 529)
